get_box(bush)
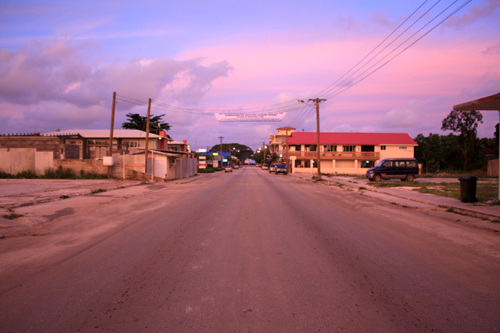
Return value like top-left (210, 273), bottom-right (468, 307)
top-left (42, 166), bottom-right (76, 179)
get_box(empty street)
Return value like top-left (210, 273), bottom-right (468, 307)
top-left (0, 167), bottom-right (499, 332)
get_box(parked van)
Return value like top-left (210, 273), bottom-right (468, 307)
top-left (366, 158), bottom-right (419, 182)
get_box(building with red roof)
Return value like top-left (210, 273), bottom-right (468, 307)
top-left (284, 131), bottom-right (417, 175)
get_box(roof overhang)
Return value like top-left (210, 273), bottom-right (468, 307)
top-left (453, 93), bottom-right (500, 111)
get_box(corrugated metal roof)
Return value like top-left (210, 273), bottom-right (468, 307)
top-left (286, 132), bottom-right (417, 145)
top-left (42, 129), bottom-right (162, 138)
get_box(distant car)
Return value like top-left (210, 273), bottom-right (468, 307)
top-left (261, 164), bottom-right (269, 170)
top-left (233, 165), bottom-right (239, 169)
top-left (224, 166), bottom-right (233, 172)
top-left (269, 164), bottom-right (278, 173)
top-left (275, 164), bottom-right (287, 175)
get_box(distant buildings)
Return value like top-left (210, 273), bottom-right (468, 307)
top-left (268, 127), bottom-right (417, 175)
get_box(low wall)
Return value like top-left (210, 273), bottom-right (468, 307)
top-left (0, 148), bottom-right (53, 175)
top-left (54, 159), bottom-right (108, 175)
top-left (0, 136), bottom-right (64, 158)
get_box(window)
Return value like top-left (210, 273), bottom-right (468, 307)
top-left (294, 145), bottom-right (301, 151)
top-left (395, 161), bottom-right (406, 167)
top-left (361, 145), bottom-right (374, 152)
top-left (399, 146), bottom-right (407, 149)
top-left (306, 145), bottom-right (317, 151)
top-left (343, 145), bottom-right (355, 152)
top-left (381, 161), bottom-right (392, 168)
top-left (362, 161), bottom-right (374, 168)
top-left (407, 160), bottom-right (417, 168)
top-left (324, 145), bottom-right (337, 152)
top-left (380, 146), bottom-right (386, 150)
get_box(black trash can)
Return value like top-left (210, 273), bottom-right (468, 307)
top-left (459, 176), bottom-right (477, 203)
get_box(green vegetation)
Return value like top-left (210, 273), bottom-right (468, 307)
top-left (2, 208), bottom-right (23, 220)
top-left (0, 166), bottom-right (107, 179)
top-left (198, 167), bottom-right (223, 173)
top-left (370, 181), bottom-right (498, 203)
top-left (415, 112), bottom-right (497, 173)
top-left (122, 113), bottom-right (171, 134)
top-left (2, 213), bottom-right (23, 220)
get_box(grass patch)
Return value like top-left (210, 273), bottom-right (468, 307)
top-left (419, 170), bottom-right (496, 179)
top-left (370, 181), bottom-right (498, 203)
top-left (3, 213), bottom-right (23, 220)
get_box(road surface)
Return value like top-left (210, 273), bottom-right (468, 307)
top-left (0, 167), bottom-right (499, 332)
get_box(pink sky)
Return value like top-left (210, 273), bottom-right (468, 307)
top-left (0, 0), bottom-right (499, 151)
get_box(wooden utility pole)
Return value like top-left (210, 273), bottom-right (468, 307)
top-left (108, 92), bottom-right (116, 178)
top-left (262, 142), bottom-right (266, 165)
top-left (219, 136), bottom-right (224, 167)
top-left (309, 98), bottom-right (326, 181)
top-left (144, 98), bottom-right (152, 174)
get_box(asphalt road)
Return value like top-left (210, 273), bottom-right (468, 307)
top-left (0, 167), bottom-right (499, 332)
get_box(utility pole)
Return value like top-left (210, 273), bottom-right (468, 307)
top-left (300, 98), bottom-right (326, 180)
top-left (309, 98), bottom-right (326, 180)
top-left (108, 92), bottom-right (116, 178)
top-left (219, 136), bottom-right (224, 167)
top-left (262, 142), bottom-right (266, 165)
top-left (144, 98), bottom-right (152, 174)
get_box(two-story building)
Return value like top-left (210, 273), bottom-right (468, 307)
top-left (269, 126), bottom-right (296, 160)
top-left (285, 132), bottom-right (417, 175)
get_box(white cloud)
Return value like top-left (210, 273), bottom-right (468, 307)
top-left (0, 41), bottom-right (232, 108)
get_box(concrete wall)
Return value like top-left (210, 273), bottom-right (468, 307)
top-left (488, 159), bottom-right (499, 177)
top-left (0, 148), bottom-right (54, 175)
top-left (54, 159), bottom-right (108, 175)
top-left (0, 136), bottom-right (64, 158)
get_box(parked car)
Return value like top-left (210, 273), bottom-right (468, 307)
top-left (275, 164), bottom-right (287, 175)
top-left (366, 158), bottom-right (419, 181)
top-left (233, 165), bottom-right (239, 169)
top-left (262, 164), bottom-right (269, 170)
top-left (269, 164), bottom-right (278, 173)
top-left (224, 166), bottom-right (233, 172)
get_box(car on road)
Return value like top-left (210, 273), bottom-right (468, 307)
top-left (224, 166), bottom-right (233, 172)
top-left (269, 164), bottom-right (278, 173)
top-left (275, 164), bottom-right (287, 175)
top-left (233, 165), bottom-right (239, 169)
top-left (261, 164), bottom-right (269, 170)
top-left (366, 158), bottom-right (419, 181)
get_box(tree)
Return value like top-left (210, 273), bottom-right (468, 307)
top-left (414, 133), bottom-right (462, 172)
top-left (441, 110), bottom-right (483, 170)
top-left (122, 113), bottom-right (171, 134)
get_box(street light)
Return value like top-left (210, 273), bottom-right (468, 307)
top-left (298, 98), bottom-right (326, 181)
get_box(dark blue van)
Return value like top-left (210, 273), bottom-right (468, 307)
top-left (366, 158), bottom-right (419, 182)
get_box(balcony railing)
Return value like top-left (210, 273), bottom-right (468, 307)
top-left (285, 151), bottom-right (380, 160)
